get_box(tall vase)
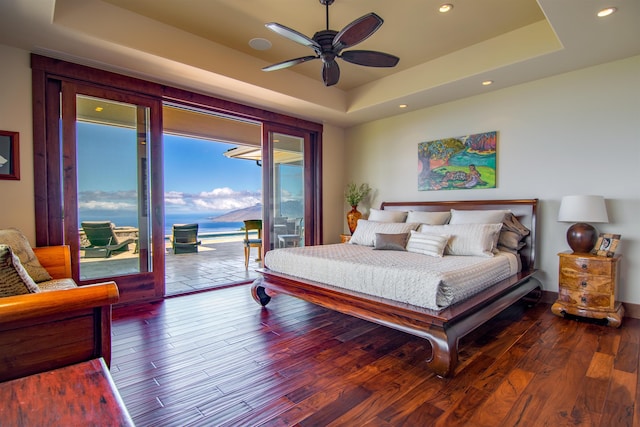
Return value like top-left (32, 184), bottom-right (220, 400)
top-left (346, 205), bottom-right (362, 235)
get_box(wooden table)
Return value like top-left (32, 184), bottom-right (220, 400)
top-left (0, 358), bottom-right (134, 426)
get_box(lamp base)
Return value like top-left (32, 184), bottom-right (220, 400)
top-left (567, 222), bottom-right (598, 253)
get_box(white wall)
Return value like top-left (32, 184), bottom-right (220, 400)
top-left (344, 55), bottom-right (640, 304)
top-left (0, 45), bottom-right (36, 244)
top-left (321, 124), bottom-right (346, 244)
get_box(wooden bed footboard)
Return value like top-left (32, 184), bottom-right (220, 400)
top-left (252, 199), bottom-right (541, 377)
top-left (253, 269), bottom-right (541, 377)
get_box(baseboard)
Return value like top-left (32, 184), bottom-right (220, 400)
top-left (541, 290), bottom-right (640, 320)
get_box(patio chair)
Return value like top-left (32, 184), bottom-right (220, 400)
top-left (171, 223), bottom-right (201, 254)
top-left (243, 219), bottom-right (262, 269)
top-left (81, 221), bottom-right (136, 258)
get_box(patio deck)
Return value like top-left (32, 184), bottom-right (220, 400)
top-left (80, 238), bottom-right (262, 297)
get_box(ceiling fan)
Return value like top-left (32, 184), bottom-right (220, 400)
top-left (262, 0), bottom-right (399, 87)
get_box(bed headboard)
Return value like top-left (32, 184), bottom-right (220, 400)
top-left (380, 199), bottom-right (538, 271)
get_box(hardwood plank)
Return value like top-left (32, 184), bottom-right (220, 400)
top-left (107, 284), bottom-right (640, 426)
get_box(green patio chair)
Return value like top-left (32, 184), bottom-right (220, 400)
top-left (171, 223), bottom-right (202, 254)
top-left (81, 221), bottom-right (136, 258)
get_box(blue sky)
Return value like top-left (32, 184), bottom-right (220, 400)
top-left (77, 122), bottom-right (263, 216)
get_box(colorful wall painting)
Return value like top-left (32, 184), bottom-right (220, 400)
top-left (418, 131), bottom-right (497, 191)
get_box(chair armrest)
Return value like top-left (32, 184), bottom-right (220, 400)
top-left (0, 282), bottom-right (119, 324)
top-left (32, 245), bottom-right (72, 279)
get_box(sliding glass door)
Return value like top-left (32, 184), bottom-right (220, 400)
top-left (74, 95), bottom-right (152, 279)
top-left (59, 84), bottom-right (164, 299)
top-left (32, 54), bottom-right (322, 304)
top-left (263, 124), bottom-right (321, 252)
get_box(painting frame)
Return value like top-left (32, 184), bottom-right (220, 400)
top-left (591, 233), bottom-right (620, 257)
top-left (418, 131), bottom-right (497, 191)
top-left (0, 130), bottom-right (20, 180)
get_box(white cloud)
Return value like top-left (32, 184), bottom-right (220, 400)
top-left (79, 187), bottom-right (262, 214)
top-left (79, 200), bottom-right (137, 210)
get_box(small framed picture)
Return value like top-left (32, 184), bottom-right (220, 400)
top-left (591, 233), bottom-right (620, 257)
top-left (0, 130), bottom-right (20, 180)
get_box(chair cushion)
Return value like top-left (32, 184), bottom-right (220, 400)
top-left (37, 278), bottom-right (78, 291)
top-left (0, 244), bottom-right (41, 297)
top-left (0, 228), bottom-right (52, 283)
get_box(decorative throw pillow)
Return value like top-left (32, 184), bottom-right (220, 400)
top-left (350, 220), bottom-right (419, 246)
top-left (0, 244), bottom-right (41, 297)
top-left (373, 233), bottom-right (408, 251)
top-left (421, 223), bottom-right (503, 257)
top-left (0, 228), bottom-right (52, 283)
top-left (448, 209), bottom-right (509, 225)
top-left (497, 231), bottom-right (527, 254)
top-left (497, 213), bottom-right (530, 253)
top-left (406, 230), bottom-right (450, 257)
top-left (406, 210), bottom-right (451, 225)
top-left (368, 208), bottom-right (408, 223)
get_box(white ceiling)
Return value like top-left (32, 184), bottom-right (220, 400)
top-left (0, 0), bottom-right (639, 128)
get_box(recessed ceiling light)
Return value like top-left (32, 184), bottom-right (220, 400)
top-left (482, 80), bottom-right (493, 86)
top-left (597, 7), bottom-right (617, 18)
top-left (249, 38), bottom-right (272, 50)
top-left (399, 104), bottom-right (408, 109)
top-left (439, 4), bottom-right (453, 13)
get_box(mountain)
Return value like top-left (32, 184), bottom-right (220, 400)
top-left (210, 204), bottom-right (262, 222)
top-left (210, 201), bottom-right (303, 222)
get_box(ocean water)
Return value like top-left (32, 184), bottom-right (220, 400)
top-left (79, 211), bottom-right (244, 236)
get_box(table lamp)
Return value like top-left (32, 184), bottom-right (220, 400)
top-left (558, 195), bottom-right (608, 253)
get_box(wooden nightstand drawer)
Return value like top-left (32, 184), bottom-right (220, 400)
top-left (561, 257), bottom-right (613, 276)
top-left (557, 288), bottom-right (613, 310)
top-left (559, 272), bottom-right (613, 293)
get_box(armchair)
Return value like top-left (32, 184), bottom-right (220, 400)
top-left (0, 229), bottom-right (119, 382)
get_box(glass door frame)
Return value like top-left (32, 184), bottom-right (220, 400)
top-left (39, 80), bottom-right (166, 301)
top-left (262, 123), bottom-right (322, 253)
top-left (63, 84), bottom-right (163, 278)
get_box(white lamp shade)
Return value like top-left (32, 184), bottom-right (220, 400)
top-left (558, 195), bottom-right (609, 223)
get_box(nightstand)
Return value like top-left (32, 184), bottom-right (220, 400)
top-left (551, 252), bottom-right (624, 327)
top-left (340, 234), bottom-right (351, 243)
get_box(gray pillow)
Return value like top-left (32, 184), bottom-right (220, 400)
top-left (373, 233), bottom-right (408, 251)
top-left (0, 228), bottom-right (52, 283)
top-left (350, 220), bottom-right (419, 246)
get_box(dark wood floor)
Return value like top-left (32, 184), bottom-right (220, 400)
top-left (111, 285), bottom-right (640, 426)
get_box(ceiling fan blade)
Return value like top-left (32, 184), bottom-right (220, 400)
top-left (322, 60), bottom-right (340, 86)
top-left (262, 56), bottom-right (318, 72)
top-left (332, 13), bottom-right (383, 52)
top-left (265, 22), bottom-right (321, 50)
top-left (341, 50), bottom-right (399, 67)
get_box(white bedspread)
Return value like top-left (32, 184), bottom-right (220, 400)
top-left (264, 244), bottom-right (518, 311)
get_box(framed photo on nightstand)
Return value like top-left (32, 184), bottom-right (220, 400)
top-left (592, 233), bottom-right (620, 257)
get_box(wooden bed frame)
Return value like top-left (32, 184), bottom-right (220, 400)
top-left (252, 199), bottom-right (542, 377)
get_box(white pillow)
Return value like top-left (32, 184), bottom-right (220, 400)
top-left (421, 223), bottom-right (503, 257)
top-left (406, 210), bottom-right (450, 225)
top-left (350, 220), bottom-right (418, 246)
top-left (448, 209), bottom-right (509, 224)
top-left (368, 208), bottom-right (408, 223)
top-left (406, 230), bottom-right (450, 257)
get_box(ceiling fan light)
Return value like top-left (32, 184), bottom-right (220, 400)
top-left (439, 4), bottom-right (453, 13)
